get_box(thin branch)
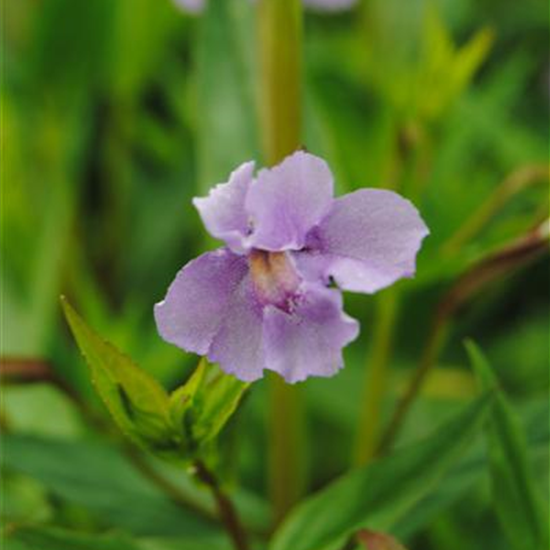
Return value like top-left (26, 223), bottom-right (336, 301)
top-left (0, 358), bottom-right (54, 384)
top-left (376, 220), bottom-right (550, 455)
top-left (375, 319), bottom-right (448, 456)
top-left (442, 164), bottom-right (549, 255)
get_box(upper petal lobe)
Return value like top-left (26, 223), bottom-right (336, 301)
top-left (154, 249), bottom-right (248, 355)
top-left (297, 189), bottom-right (429, 293)
top-left (245, 151), bottom-right (334, 251)
top-left (193, 161), bottom-right (255, 253)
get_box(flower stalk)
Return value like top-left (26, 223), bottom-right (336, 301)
top-left (258, 0), bottom-right (305, 526)
top-left (258, 0), bottom-right (302, 166)
top-left (377, 220), bottom-right (549, 455)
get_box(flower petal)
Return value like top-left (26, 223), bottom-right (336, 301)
top-left (208, 275), bottom-right (266, 382)
top-left (303, 0), bottom-right (358, 11)
top-left (154, 249), bottom-right (248, 355)
top-left (263, 284), bottom-right (359, 383)
top-left (298, 189), bottom-right (429, 293)
top-left (193, 162), bottom-right (255, 253)
top-left (246, 151), bottom-right (334, 251)
top-left (172, 0), bottom-right (205, 15)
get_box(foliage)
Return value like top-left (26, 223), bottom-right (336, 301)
top-left (467, 341), bottom-right (549, 550)
top-left (271, 393), bottom-right (493, 550)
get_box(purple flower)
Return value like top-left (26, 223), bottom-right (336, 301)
top-left (155, 152), bottom-right (428, 383)
top-left (172, 0), bottom-right (358, 15)
top-left (172, 0), bottom-right (205, 14)
top-left (302, 0), bottom-right (358, 11)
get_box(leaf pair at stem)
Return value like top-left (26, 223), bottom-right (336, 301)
top-left (62, 296), bottom-right (252, 549)
top-left (61, 296), bottom-right (248, 467)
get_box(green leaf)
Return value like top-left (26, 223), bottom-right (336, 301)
top-left (169, 359), bottom-right (209, 432)
top-left (1, 98), bottom-right (88, 357)
top-left (1, 435), bottom-right (214, 537)
top-left (107, 0), bottom-right (177, 101)
top-left (270, 393), bottom-right (493, 550)
top-left (195, 0), bottom-right (258, 192)
top-left (466, 340), bottom-right (549, 550)
top-left (62, 299), bottom-right (247, 462)
top-left (138, 535), bottom-right (231, 550)
top-left (393, 397), bottom-right (549, 539)
top-left (447, 27), bottom-right (494, 107)
top-left (417, 9), bottom-right (493, 121)
top-left (2, 473), bottom-right (52, 525)
top-left (193, 367), bottom-right (249, 446)
top-left (169, 359), bottom-right (249, 452)
top-left (61, 298), bottom-right (178, 455)
top-left (5, 526), bottom-right (142, 550)
top-left (4, 526), bottom-right (231, 550)
top-left (1, 384), bottom-right (83, 438)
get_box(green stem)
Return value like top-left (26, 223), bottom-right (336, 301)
top-left (194, 460), bottom-right (251, 550)
top-left (268, 376), bottom-right (305, 526)
top-left (258, 0), bottom-right (302, 165)
top-left (353, 289), bottom-right (399, 465)
top-left (258, 0), bottom-right (305, 526)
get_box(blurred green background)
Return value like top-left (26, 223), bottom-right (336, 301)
top-left (1, 0), bottom-right (548, 549)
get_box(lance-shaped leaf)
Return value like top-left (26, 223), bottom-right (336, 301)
top-left (417, 8), bottom-right (493, 121)
top-left (63, 297), bottom-right (248, 463)
top-left (270, 393), bottom-right (493, 550)
top-left (466, 340), bottom-right (549, 550)
top-left (392, 397), bottom-right (549, 539)
top-left (169, 359), bottom-right (249, 453)
top-left (61, 297), bottom-right (179, 456)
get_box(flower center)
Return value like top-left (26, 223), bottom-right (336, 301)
top-left (248, 250), bottom-right (301, 311)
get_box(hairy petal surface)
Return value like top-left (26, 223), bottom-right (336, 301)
top-left (299, 189), bottom-right (429, 293)
top-left (208, 275), bottom-right (266, 382)
top-left (193, 162), bottom-right (255, 253)
top-left (154, 249), bottom-right (248, 355)
top-left (263, 284), bottom-right (359, 383)
top-left (246, 151), bottom-right (334, 251)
